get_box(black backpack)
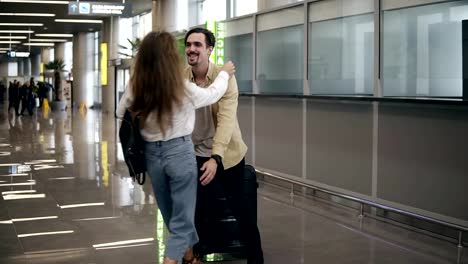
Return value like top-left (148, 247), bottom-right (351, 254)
top-left (119, 110), bottom-right (146, 185)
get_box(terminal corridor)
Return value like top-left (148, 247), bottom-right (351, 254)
top-left (0, 106), bottom-right (465, 264)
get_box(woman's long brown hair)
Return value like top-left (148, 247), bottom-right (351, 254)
top-left (129, 31), bottom-right (185, 135)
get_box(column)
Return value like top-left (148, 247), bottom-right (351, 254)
top-left (101, 17), bottom-right (119, 114)
top-left (40, 48), bottom-right (51, 87)
top-left (152, 0), bottom-right (190, 32)
top-left (23, 58), bottom-right (31, 77)
top-left (54, 42), bottom-right (65, 62)
top-left (41, 48), bottom-right (51, 64)
top-left (17, 59), bottom-right (24, 77)
top-left (73, 32), bottom-right (95, 108)
top-left (31, 53), bottom-right (41, 77)
top-left (152, 0), bottom-right (162, 31)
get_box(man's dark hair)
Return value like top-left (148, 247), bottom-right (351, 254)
top-left (184, 28), bottom-right (216, 48)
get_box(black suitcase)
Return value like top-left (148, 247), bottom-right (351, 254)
top-left (195, 164), bottom-right (258, 257)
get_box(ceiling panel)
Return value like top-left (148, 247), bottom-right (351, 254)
top-left (0, 0), bottom-right (152, 59)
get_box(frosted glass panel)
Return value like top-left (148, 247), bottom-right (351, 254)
top-left (382, 1), bottom-right (468, 97)
top-left (309, 15), bottom-right (374, 95)
top-left (257, 25), bottom-right (304, 94)
top-left (8, 62), bottom-right (17, 77)
top-left (233, 0), bottom-right (257, 17)
top-left (64, 42), bottom-right (73, 73)
top-left (225, 34), bottom-right (253, 93)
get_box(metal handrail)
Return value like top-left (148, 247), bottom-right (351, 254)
top-left (256, 169), bottom-right (466, 247)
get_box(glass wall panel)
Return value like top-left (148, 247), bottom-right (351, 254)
top-left (94, 32), bottom-right (101, 105)
top-left (202, 0), bottom-right (226, 23)
top-left (382, 0), bottom-right (448, 11)
top-left (258, 0), bottom-right (304, 11)
top-left (138, 12), bottom-right (152, 38)
top-left (119, 17), bottom-right (133, 59)
top-left (257, 6), bottom-right (304, 95)
top-left (233, 0), bottom-right (257, 17)
top-left (382, 1), bottom-right (468, 97)
top-left (225, 17), bottom-right (253, 93)
top-left (49, 49), bottom-right (54, 62)
top-left (308, 0), bottom-right (374, 95)
top-left (8, 62), bottom-right (17, 77)
top-left (64, 42), bottom-right (73, 73)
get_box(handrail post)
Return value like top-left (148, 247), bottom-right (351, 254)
top-left (458, 231), bottom-right (464, 248)
top-left (359, 203), bottom-right (365, 218)
top-left (290, 183), bottom-right (294, 203)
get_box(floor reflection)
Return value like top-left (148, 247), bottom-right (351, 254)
top-left (0, 103), bottom-right (466, 264)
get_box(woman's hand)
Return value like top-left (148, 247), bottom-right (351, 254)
top-left (221, 61), bottom-right (236, 77)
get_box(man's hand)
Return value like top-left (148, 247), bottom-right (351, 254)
top-left (200, 158), bottom-right (217, 186)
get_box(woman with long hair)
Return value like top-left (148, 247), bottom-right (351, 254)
top-left (116, 31), bottom-right (235, 264)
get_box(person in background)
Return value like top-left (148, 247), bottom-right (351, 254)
top-left (19, 80), bottom-right (34, 116)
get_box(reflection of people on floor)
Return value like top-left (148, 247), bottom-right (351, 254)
top-left (142, 179), bottom-right (154, 203)
top-left (8, 113), bottom-right (23, 142)
top-left (8, 80), bottom-right (20, 115)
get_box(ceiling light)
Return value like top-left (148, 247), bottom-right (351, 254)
top-left (0, 48), bottom-right (12, 50)
top-left (35, 33), bottom-right (73, 37)
top-left (0, 36), bottom-right (27, 39)
top-left (0, 13), bottom-right (55, 17)
top-left (95, 243), bottom-right (153, 251)
top-left (0, 172), bottom-right (29, 177)
top-left (0, 30), bottom-right (34, 34)
top-left (3, 193), bottom-right (46, 200)
top-left (30, 39), bottom-right (67, 42)
top-left (24, 159), bottom-right (57, 164)
top-left (0, 23), bottom-right (43, 27)
top-left (0, 51), bottom-right (6, 54)
top-left (93, 238), bottom-right (155, 248)
top-left (72, 216), bottom-right (121, 221)
top-left (34, 164), bottom-right (64, 170)
top-left (18, 230), bottom-right (74, 238)
top-left (23, 43), bottom-right (54, 47)
top-left (59, 202), bottom-right (105, 209)
top-left (0, 182), bottom-right (36, 187)
top-left (11, 216), bottom-right (57, 222)
top-left (48, 177), bottom-right (75, 180)
top-left (55, 19), bottom-right (103, 24)
top-left (0, 0), bottom-right (69, 4)
top-left (0, 163), bottom-right (21, 166)
top-left (2, 190), bottom-right (36, 195)
top-left (0, 41), bottom-right (20, 44)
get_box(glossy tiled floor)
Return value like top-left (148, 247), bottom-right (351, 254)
top-left (0, 103), bottom-right (466, 264)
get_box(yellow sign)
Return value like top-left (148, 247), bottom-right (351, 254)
top-left (42, 98), bottom-right (49, 118)
top-left (101, 141), bottom-right (109, 187)
top-left (40, 63), bottom-right (44, 82)
top-left (100, 42), bottom-right (108, 85)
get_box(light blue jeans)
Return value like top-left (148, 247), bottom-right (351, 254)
top-left (145, 135), bottom-right (199, 261)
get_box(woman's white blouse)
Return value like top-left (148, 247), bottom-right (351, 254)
top-left (116, 71), bottom-right (229, 142)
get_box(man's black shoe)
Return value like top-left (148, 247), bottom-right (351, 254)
top-left (247, 256), bottom-right (264, 264)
